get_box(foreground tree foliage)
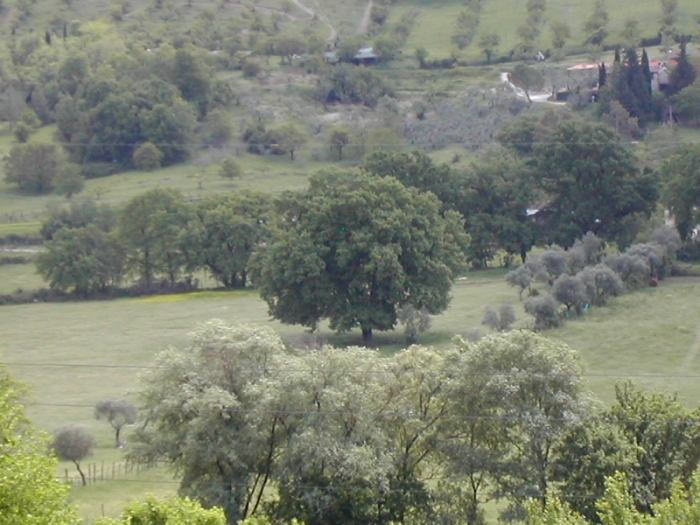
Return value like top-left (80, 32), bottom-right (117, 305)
top-left (529, 469), bottom-right (700, 525)
top-left (250, 169), bottom-right (468, 344)
top-left (449, 331), bottom-right (589, 519)
top-left (133, 322), bottom-right (596, 525)
top-left (0, 365), bottom-right (80, 525)
top-left (94, 496), bottom-right (226, 525)
top-left (132, 322), bottom-right (292, 525)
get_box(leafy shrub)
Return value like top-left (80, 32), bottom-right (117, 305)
top-left (133, 142), bottom-right (164, 171)
top-left (81, 162), bottom-right (120, 179)
top-left (551, 274), bottom-right (589, 315)
top-left (398, 304), bottom-right (432, 344)
top-left (482, 304), bottom-right (516, 332)
top-left (505, 265), bottom-right (532, 299)
top-left (219, 156), bottom-right (242, 180)
top-left (604, 253), bottom-right (650, 289)
top-left (524, 294), bottom-right (560, 331)
top-left (242, 60), bottom-right (262, 78)
top-left (315, 64), bottom-right (394, 109)
top-left (577, 265), bottom-right (624, 306)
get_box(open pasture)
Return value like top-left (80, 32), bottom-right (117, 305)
top-left (2, 272), bottom-right (700, 520)
top-left (393, 0), bottom-right (700, 61)
top-left (2, 272), bottom-right (699, 434)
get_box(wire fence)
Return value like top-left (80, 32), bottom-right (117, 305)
top-left (62, 457), bottom-right (167, 486)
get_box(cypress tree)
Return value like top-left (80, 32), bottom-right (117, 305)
top-left (599, 62), bottom-right (607, 87)
top-left (667, 40), bottom-right (697, 96)
top-left (641, 48), bottom-right (652, 95)
top-left (603, 48), bottom-right (658, 125)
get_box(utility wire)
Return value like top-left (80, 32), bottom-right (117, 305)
top-left (4, 361), bottom-right (700, 379)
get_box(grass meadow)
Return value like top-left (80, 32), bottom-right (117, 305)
top-left (393, 0), bottom-right (700, 61)
top-left (1, 269), bottom-right (700, 521)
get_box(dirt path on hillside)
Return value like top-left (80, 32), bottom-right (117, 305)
top-left (357, 0), bottom-right (372, 35)
top-left (673, 276), bottom-right (700, 370)
top-left (681, 327), bottom-right (700, 371)
top-left (290, 0), bottom-right (337, 42)
top-left (124, 2), bottom-right (307, 25)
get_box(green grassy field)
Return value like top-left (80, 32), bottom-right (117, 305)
top-left (2, 273), bottom-right (698, 432)
top-left (2, 272), bottom-right (700, 520)
top-left (0, 262), bottom-right (43, 294)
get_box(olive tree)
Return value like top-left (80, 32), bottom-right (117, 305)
top-left (95, 400), bottom-right (138, 448)
top-left (551, 274), bottom-right (589, 315)
top-left (576, 265), bottom-right (623, 306)
top-left (53, 425), bottom-right (96, 486)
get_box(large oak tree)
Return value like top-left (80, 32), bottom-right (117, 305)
top-left (250, 169), bottom-right (468, 344)
top-left (533, 120), bottom-right (658, 247)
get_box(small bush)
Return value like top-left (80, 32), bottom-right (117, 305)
top-left (524, 294), bottom-right (560, 331)
top-left (604, 253), bottom-right (650, 289)
top-left (577, 265), bottom-right (623, 306)
top-left (54, 164), bottom-right (85, 198)
top-left (219, 156), bottom-right (242, 180)
top-left (506, 264), bottom-right (532, 301)
top-left (398, 304), bottom-right (432, 344)
top-left (482, 304), bottom-right (516, 332)
top-left (0, 256), bottom-right (31, 265)
top-left (13, 122), bottom-right (32, 143)
top-left (242, 60), bottom-right (262, 78)
top-left (551, 274), bottom-right (589, 315)
top-left (133, 142), bottom-right (164, 171)
top-left (81, 162), bottom-right (120, 179)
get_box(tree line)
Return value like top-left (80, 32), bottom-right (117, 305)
top-left (505, 227), bottom-right (681, 330)
top-left (127, 321), bottom-right (700, 525)
top-left (36, 117), bottom-right (700, 339)
top-left (36, 189), bottom-right (272, 295)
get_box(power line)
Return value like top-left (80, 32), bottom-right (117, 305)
top-left (4, 361), bottom-right (700, 379)
top-left (32, 139), bottom-right (700, 148)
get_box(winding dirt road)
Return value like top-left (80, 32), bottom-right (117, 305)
top-left (357, 0), bottom-right (373, 35)
top-left (290, 0), bottom-right (337, 42)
